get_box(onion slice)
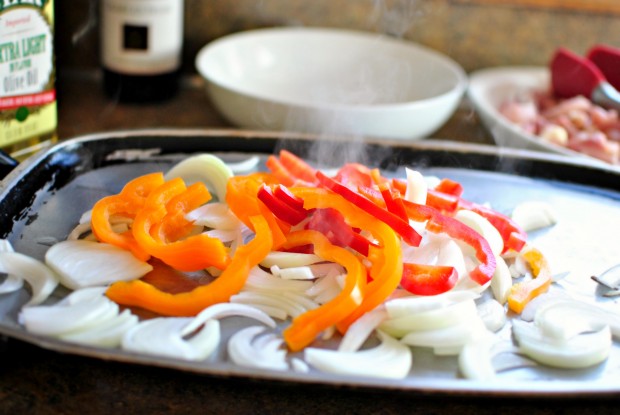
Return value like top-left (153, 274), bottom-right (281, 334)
top-left (305, 330), bottom-right (412, 379)
top-left (164, 154), bottom-right (233, 202)
top-left (0, 251), bottom-right (59, 306)
top-left (181, 302), bottom-right (276, 336)
top-left (122, 317), bottom-right (220, 361)
top-left (512, 320), bottom-right (611, 369)
top-left (45, 240), bottom-right (153, 290)
top-left (227, 326), bottom-right (288, 371)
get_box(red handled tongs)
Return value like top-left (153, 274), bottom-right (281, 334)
top-left (550, 46), bottom-right (620, 110)
top-left (587, 44), bottom-right (620, 91)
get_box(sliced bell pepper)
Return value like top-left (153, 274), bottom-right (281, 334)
top-left (291, 188), bottom-right (403, 332)
top-left (305, 208), bottom-right (372, 256)
top-left (507, 245), bottom-right (552, 314)
top-left (402, 200), bottom-right (496, 286)
top-left (333, 163), bottom-right (374, 189)
top-left (226, 173), bottom-right (289, 249)
top-left (282, 230), bottom-right (366, 351)
top-left (91, 172), bottom-right (166, 261)
top-left (131, 178), bottom-right (230, 272)
top-left (316, 171), bottom-right (422, 247)
top-left (278, 149), bottom-right (318, 184)
top-left (458, 200), bottom-right (527, 253)
top-left (434, 178), bottom-right (464, 197)
top-left (257, 184), bottom-right (307, 226)
top-left (106, 214), bottom-right (273, 316)
top-left (401, 263), bottom-right (458, 296)
top-left (379, 183), bottom-right (408, 222)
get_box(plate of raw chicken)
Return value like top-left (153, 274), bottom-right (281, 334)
top-left (467, 66), bottom-right (620, 167)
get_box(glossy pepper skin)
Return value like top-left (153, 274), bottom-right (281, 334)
top-left (106, 215), bottom-right (273, 317)
top-left (282, 230), bottom-right (366, 352)
top-left (131, 178), bottom-right (230, 272)
top-left (91, 172), bottom-right (166, 261)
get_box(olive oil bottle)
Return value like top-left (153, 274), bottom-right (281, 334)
top-left (0, 0), bottom-right (57, 160)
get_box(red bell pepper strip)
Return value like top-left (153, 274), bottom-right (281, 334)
top-left (379, 183), bottom-right (409, 222)
top-left (402, 200), bottom-right (496, 286)
top-left (457, 200), bottom-right (527, 253)
top-left (226, 173), bottom-right (289, 249)
top-left (305, 208), bottom-right (372, 256)
top-left (106, 214), bottom-right (273, 316)
top-left (273, 184), bottom-right (306, 211)
top-left (257, 184), bottom-right (307, 226)
top-left (401, 263), bottom-right (459, 296)
top-left (291, 188), bottom-right (403, 332)
top-left (434, 178), bottom-right (464, 197)
top-left (131, 178), bottom-right (230, 272)
top-left (282, 230), bottom-right (366, 351)
top-left (316, 171), bottom-right (422, 247)
top-left (91, 172), bottom-right (166, 261)
top-left (333, 163), bottom-right (375, 189)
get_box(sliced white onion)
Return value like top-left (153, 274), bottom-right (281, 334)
top-left (305, 330), bottom-right (412, 379)
top-left (476, 298), bottom-right (507, 332)
top-left (291, 357), bottom-right (310, 373)
top-left (204, 228), bottom-right (241, 244)
top-left (404, 168), bottom-right (427, 205)
top-left (436, 238), bottom-right (468, 279)
top-left (45, 240), bottom-right (153, 290)
top-left (533, 299), bottom-right (620, 339)
top-left (305, 273), bottom-right (343, 305)
top-left (511, 201), bottom-right (557, 232)
top-left (454, 209), bottom-right (504, 256)
top-left (338, 308), bottom-right (388, 352)
top-left (512, 320), bottom-right (611, 369)
top-left (260, 251), bottom-right (323, 269)
top-left (401, 317), bottom-right (488, 355)
top-left (244, 267), bottom-right (313, 293)
top-left (0, 239), bottom-right (23, 294)
top-left (227, 326), bottom-right (288, 371)
top-left (164, 154), bottom-right (233, 202)
top-left (0, 251), bottom-right (59, 306)
top-left (383, 299), bottom-right (480, 339)
top-left (20, 292), bottom-right (119, 335)
top-left (226, 155), bottom-right (260, 173)
top-left (67, 222), bottom-right (93, 240)
top-left (270, 265), bottom-right (315, 280)
top-left (186, 202), bottom-right (242, 230)
top-left (490, 255), bottom-right (512, 304)
top-left (181, 302), bottom-right (276, 336)
top-left (384, 290), bottom-right (479, 318)
top-left (60, 309), bottom-right (138, 348)
top-left (122, 317), bottom-right (220, 361)
top-left (230, 290), bottom-right (317, 319)
top-left (458, 332), bottom-right (498, 380)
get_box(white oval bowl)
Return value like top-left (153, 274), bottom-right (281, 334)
top-left (195, 27), bottom-right (467, 140)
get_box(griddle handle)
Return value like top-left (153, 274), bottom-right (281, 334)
top-left (0, 149), bottom-right (18, 180)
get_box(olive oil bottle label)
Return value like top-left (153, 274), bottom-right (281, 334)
top-left (0, 0), bottom-right (57, 155)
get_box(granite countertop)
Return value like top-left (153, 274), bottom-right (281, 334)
top-left (1, 72), bottom-right (618, 414)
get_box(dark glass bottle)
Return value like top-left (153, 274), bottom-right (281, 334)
top-left (100, 0), bottom-right (184, 103)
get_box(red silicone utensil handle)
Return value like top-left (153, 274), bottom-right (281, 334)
top-left (587, 44), bottom-right (620, 91)
top-left (550, 47), bottom-right (605, 99)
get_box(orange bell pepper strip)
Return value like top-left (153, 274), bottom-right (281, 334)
top-left (282, 230), bottom-right (366, 351)
top-left (278, 149), bottom-right (318, 185)
top-left (226, 173), bottom-right (289, 249)
top-left (106, 214), bottom-right (273, 316)
top-left (290, 188), bottom-right (402, 332)
top-left (91, 172), bottom-right (166, 261)
top-left (131, 178), bottom-right (230, 272)
top-left (507, 245), bottom-right (552, 314)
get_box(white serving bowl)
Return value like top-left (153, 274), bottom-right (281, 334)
top-left (195, 27), bottom-right (467, 140)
